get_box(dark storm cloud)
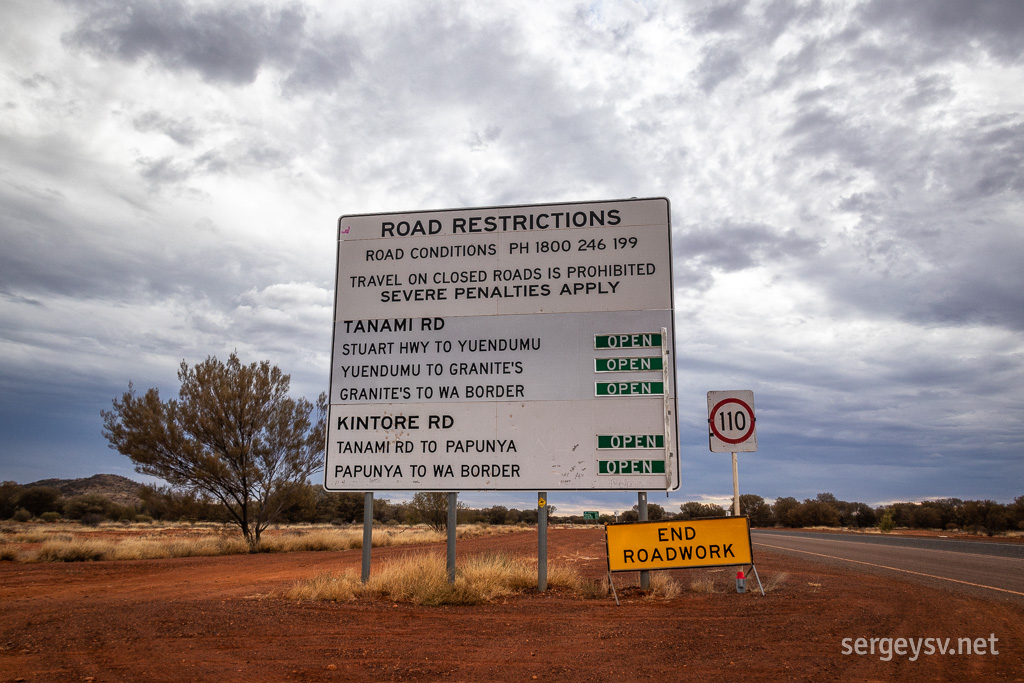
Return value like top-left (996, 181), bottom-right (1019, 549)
top-left (0, 144), bottom-right (278, 309)
top-left (901, 74), bottom-right (955, 111)
top-left (958, 115), bottom-right (1024, 199)
top-left (759, 0), bottom-right (823, 44)
top-left (281, 32), bottom-right (358, 95)
top-left (859, 0), bottom-right (1024, 63)
top-left (63, 0), bottom-right (305, 84)
top-left (62, 0), bottom-right (356, 91)
top-left (676, 221), bottom-right (822, 272)
top-left (132, 111), bottom-right (200, 146)
top-left (688, 0), bottom-right (750, 34)
top-left (695, 41), bottom-right (745, 93)
top-left (784, 103), bottom-right (875, 168)
top-left (135, 139), bottom-right (293, 188)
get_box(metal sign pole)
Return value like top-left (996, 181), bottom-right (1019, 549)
top-left (447, 492), bottom-right (458, 584)
top-left (661, 327), bottom-right (675, 494)
top-left (361, 492), bottom-right (373, 583)
top-left (732, 452), bottom-right (740, 517)
top-left (638, 491), bottom-right (649, 590)
top-left (538, 492), bottom-right (548, 591)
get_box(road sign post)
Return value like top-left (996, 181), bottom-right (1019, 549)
top-left (708, 391), bottom-right (757, 517)
top-left (538, 492), bottom-right (548, 591)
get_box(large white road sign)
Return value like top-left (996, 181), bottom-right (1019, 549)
top-left (325, 198), bottom-right (679, 491)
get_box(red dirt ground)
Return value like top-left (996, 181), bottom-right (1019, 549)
top-left (1, 527), bottom-right (1021, 682)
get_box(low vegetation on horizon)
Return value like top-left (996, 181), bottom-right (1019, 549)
top-left (3, 477), bottom-right (1021, 540)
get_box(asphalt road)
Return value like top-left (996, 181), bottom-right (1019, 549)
top-left (751, 530), bottom-right (1024, 603)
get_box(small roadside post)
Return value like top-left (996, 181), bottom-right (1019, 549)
top-left (538, 492), bottom-right (548, 591)
top-left (447, 492), bottom-right (458, 583)
top-left (638, 491), bottom-right (649, 590)
top-left (361, 492), bottom-right (373, 583)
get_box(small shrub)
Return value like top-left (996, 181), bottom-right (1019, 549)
top-left (12, 508), bottom-right (32, 522)
top-left (574, 577), bottom-right (610, 599)
top-left (80, 513), bottom-right (105, 527)
top-left (40, 511), bottom-right (62, 523)
top-left (287, 571), bottom-right (361, 602)
top-left (878, 511), bottom-right (895, 533)
top-left (689, 575), bottom-right (719, 594)
top-left (645, 573), bottom-right (681, 600)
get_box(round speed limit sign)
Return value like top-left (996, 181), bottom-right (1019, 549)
top-left (707, 390), bottom-right (757, 452)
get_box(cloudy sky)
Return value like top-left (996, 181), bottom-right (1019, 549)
top-left (2, 0), bottom-right (1022, 515)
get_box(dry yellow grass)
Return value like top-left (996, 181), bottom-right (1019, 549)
top-left (0, 543), bottom-right (21, 562)
top-left (689, 575), bottom-right (720, 594)
top-left (761, 571), bottom-right (789, 593)
top-left (287, 550), bottom-right (601, 605)
top-left (34, 538), bottom-right (115, 562)
top-left (286, 571), bottom-right (362, 602)
top-left (645, 572), bottom-right (682, 600)
top-left (30, 536), bottom-right (251, 562)
top-left (9, 523), bottom-right (521, 563)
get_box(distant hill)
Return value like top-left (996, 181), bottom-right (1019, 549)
top-left (25, 474), bottom-right (144, 507)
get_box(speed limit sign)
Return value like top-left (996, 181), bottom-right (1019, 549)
top-left (708, 390), bottom-right (757, 452)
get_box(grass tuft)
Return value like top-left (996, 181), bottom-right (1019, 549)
top-left (645, 573), bottom-right (682, 600)
top-left (761, 571), bottom-right (788, 593)
top-left (286, 571), bottom-right (362, 602)
top-left (689, 575), bottom-right (720, 594)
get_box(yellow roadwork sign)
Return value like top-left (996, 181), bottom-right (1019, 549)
top-left (605, 517), bottom-right (753, 572)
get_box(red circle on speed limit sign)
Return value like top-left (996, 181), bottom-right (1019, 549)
top-left (709, 397), bottom-right (755, 445)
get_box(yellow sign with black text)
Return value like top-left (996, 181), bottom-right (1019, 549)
top-left (605, 517), bottom-right (753, 572)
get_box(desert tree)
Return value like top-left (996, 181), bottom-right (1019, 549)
top-left (102, 352), bottom-right (326, 551)
top-left (406, 492), bottom-right (470, 532)
top-left (739, 494), bottom-right (774, 527)
top-left (678, 501), bottom-right (726, 520)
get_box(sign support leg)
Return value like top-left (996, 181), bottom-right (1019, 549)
top-left (538, 492), bottom-right (548, 592)
top-left (732, 452), bottom-right (740, 517)
top-left (749, 564), bottom-right (765, 596)
top-left (361, 492), bottom-right (373, 583)
top-left (447, 492), bottom-right (457, 584)
top-left (638, 492), bottom-right (650, 590)
top-left (607, 572), bottom-right (620, 606)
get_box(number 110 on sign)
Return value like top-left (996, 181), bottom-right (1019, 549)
top-left (717, 409), bottom-right (748, 432)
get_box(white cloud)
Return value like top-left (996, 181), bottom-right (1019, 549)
top-left (1, 0), bottom-right (1022, 506)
